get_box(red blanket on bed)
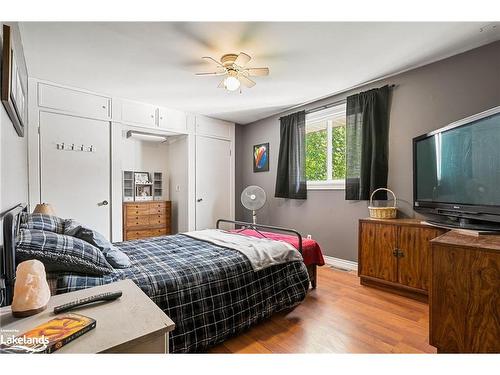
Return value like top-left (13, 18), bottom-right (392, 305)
top-left (230, 229), bottom-right (325, 266)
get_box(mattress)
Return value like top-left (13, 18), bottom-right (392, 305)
top-left (231, 229), bottom-right (325, 266)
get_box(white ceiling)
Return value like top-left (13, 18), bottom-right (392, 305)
top-left (19, 22), bottom-right (500, 124)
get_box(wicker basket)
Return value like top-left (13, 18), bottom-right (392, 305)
top-left (368, 188), bottom-right (397, 219)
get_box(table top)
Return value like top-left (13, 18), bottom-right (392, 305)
top-left (430, 230), bottom-right (500, 252)
top-left (360, 217), bottom-right (434, 227)
top-left (0, 279), bottom-right (175, 353)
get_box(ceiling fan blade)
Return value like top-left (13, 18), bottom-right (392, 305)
top-left (202, 56), bottom-right (224, 68)
top-left (195, 71), bottom-right (227, 76)
top-left (234, 52), bottom-right (251, 67)
top-left (245, 67), bottom-right (270, 77)
top-left (238, 74), bottom-right (256, 88)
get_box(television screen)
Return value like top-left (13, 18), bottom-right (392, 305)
top-left (415, 112), bottom-right (500, 207)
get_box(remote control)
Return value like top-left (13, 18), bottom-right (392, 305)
top-left (53, 291), bottom-right (123, 314)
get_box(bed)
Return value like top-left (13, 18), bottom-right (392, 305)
top-left (1, 206), bottom-right (311, 353)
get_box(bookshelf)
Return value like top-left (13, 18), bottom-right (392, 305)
top-left (153, 172), bottom-right (163, 200)
top-left (122, 171), bottom-right (134, 202)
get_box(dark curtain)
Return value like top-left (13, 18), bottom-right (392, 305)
top-left (345, 85), bottom-right (391, 200)
top-left (275, 111), bottom-right (307, 199)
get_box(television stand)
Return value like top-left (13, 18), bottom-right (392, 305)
top-left (430, 231), bottom-right (500, 352)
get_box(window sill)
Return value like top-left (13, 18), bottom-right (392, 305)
top-left (307, 180), bottom-right (345, 190)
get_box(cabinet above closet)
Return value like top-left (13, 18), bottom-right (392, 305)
top-left (158, 107), bottom-right (187, 133)
top-left (38, 82), bottom-right (111, 120)
top-left (118, 99), bottom-right (157, 127)
top-left (113, 99), bottom-right (188, 133)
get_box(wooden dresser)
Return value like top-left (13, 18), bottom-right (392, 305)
top-left (429, 231), bottom-right (500, 353)
top-left (123, 201), bottom-right (171, 241)
top-left (358, 218), bottom-right (447, 301)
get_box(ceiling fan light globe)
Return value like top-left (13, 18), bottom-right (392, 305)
top-left (224, 76), bottom-right (240, 91)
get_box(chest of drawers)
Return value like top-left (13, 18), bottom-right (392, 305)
top-left (123, 201), bottom-right (171, 241)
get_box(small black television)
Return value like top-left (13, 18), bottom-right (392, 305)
top-left (413, 106), bottom-right (500, 231)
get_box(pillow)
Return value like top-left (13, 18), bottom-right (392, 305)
top-left (16, 229), bottom-right (113, 275)
top-left (64, 219), bottom-right (131, 269)
top-left (21, 213), bottom-right (65, 234)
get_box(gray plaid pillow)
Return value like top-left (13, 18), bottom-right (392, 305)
top-left (64, 219), bottom-right (131, 269)
top-left (16, 229), bottom-right (113, 275)
top-left (21, 214), bottom-right (65, 234)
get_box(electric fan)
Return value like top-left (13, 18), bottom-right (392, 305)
top-left (241, 185), bottom-right (267, 224)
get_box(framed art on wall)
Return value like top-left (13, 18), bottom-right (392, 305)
top-left (253, 142), bottom-right (269, 172)
top-left (1, 24), bottom-right (28, 137)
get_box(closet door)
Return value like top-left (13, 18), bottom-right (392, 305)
top-left (39, 111), bottom-right (111, 238)
top-left (195, 136), bottom-right (231, 230)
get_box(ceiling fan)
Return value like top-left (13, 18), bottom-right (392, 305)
top-left (196, 52), bottom-right (269, 92)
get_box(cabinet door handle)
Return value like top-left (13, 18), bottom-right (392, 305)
top-left (99, 200), bottom-right (109, 206)
top-left (197, 198), bottom-right (203, 202)
top-left (393, 249), bottom-right (404, 257)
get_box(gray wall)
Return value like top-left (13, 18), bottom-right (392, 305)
top-left (235, 41), bottom-right (500, 262)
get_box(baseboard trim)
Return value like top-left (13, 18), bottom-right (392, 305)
top-left (323, 255), bottom-right (358, 272)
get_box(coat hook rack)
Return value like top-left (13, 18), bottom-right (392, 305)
top-left (56, 142), bottom-right (95, 152)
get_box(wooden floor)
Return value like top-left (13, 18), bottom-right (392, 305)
top-left (209, 266), bottom-right (436, 353)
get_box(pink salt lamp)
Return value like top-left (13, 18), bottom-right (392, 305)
top-left (11, 260), bottom-right (51, 318)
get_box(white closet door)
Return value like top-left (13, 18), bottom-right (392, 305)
top-left (39, 111), bottom-right (111, 238)
top-left (195, 136), bottom-right (231, 230)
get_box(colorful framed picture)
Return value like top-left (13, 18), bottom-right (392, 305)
top-left (253, 143), bottom-right (269, 172)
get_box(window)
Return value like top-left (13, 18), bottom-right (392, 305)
top-left (305, 102), bottom-right (347, 189)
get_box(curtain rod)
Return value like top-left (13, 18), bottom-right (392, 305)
top-left (280, 84), bottom-right (397, 119)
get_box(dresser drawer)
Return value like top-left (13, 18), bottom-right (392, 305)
top-left (125, 229), bottom-right (153, 240)
top-left (126, 205), bottom-right (150, 216)
top-left (149, 207), bottom-right (167, 215)
top-left (149, 202), bottom-right (167, 214)
top-left (126, 216), bottom-right (150, 228)
top-left (149, 215), bottom-right (168, 226)
top-left (150, 228), bottom-right (169, 237)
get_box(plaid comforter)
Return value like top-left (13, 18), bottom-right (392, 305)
top-left (47, 234), bottom-right (310, 353)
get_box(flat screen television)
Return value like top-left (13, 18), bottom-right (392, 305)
top-left (413, 106), bottom-right (500, 231)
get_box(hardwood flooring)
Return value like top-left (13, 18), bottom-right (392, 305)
top-left (209, 266), bottom-right (436, 353)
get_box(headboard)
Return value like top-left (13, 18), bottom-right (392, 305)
top-left (0, 204), bottom-right (27, 306)
top-left (216, 219), bottom-right (303, 254)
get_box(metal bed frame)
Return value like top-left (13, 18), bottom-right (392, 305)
top-left (216, 219), bottom-right (303, 255)
top-left (0, 204), bottom-right (27, 306)
top-left (216, 219), bottom-right (317, 288)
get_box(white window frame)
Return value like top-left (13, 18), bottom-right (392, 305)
top-left (305, 102), bottom-right (346, 191)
